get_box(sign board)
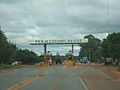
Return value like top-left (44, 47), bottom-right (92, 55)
top-left (30, 39), bottom-right (88, 45)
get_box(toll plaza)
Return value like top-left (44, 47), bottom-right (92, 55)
top-left (30, 39), bottom-right (88, 66)
top-left (30, 39), bottom-right (88, 54)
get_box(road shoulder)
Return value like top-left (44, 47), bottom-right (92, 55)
top-left (80, 65), bottom-right (120, 90)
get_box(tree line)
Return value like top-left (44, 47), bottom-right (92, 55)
top-left (79, 32), bottom-right (120, 65)
top-left (0, 30), bottom-right (37, 65)
top-left (0, 29), bottom-right (120, 65)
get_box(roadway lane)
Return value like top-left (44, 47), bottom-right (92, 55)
top-left (20, 66), bottom-right (90, 90)
top-left (0, 65), bottom-right (38, 90)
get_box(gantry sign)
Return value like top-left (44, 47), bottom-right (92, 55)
top-left (30, 39), bottom-right (88, 54)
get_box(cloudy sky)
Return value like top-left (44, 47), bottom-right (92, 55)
top-left (0, 0), bottom-right (120, 55)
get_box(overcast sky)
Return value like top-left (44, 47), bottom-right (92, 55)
top-left (0, 0), bottom-right (120, 55)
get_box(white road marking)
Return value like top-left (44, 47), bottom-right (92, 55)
top-left (78, 77), bottom-right (89, 90)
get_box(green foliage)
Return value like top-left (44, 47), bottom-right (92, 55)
top-left (118, 63), bottom-right (120, 71)
top-left (0, 30), bottom-right (16, 64)
top-left (79, 34), bottom-right (102, 62)
top-left (102, 32), bottom-right (120, 61)
top-left (17, 49), bottom-right (37, 59)
top-left (0, 30), bottom-right (37, 65)
top-left (0, 63), bottom-right (12, 69)
top-left (16, 49), bottom-right (37, 64)
top-left (92, 47), bottom-right (102, 63)
top-left (0, 30), bottom-right (7, 44)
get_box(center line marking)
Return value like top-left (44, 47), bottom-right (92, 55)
top-left (7, 71), bottom-right (43, 90)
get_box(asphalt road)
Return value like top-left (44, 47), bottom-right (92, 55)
top-left (0, 66), bottom-right (38, 90)
top-left (0, 65), bottom-right (91, 90)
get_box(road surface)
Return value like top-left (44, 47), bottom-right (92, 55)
top-left (0, 65), bottom-right (90, 90)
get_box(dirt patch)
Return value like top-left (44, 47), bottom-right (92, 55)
top-left (80, 65), bottom-right (120, 90)
top-left (111, 68), bottom-right (120, 79)
top-left (90, 65), bottom-right (120, 79)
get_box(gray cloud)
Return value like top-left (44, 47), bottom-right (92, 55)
top-left (0, 0), bottom-right (120, 55)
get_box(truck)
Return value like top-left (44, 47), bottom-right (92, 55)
top-left (82, 57), bottom-right (88, 64)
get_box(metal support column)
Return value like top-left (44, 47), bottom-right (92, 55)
top-left (72, 44), bottom-right (74, 54)
top-left (44, 44), bottom-right (47, 54)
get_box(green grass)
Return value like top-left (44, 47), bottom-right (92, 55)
top-left (0, 64), bottom-right (12, 69)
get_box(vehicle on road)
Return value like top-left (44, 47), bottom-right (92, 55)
top-left (65, 50), bottom-right (73, 60)
top-left (55, 52), bottom-right (62, 65)
top-left (44, 51), bottom-right (53, 66)
top-left (82, 57), bottom-right (88, 64)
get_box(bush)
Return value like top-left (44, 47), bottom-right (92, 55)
top-left (0, 63), bottom-right (12, 69)
top-left (117, 63), bottom-right (120, 71)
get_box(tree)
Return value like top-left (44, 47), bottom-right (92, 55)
top-left (102, 32), bottom-right (120, 63)
top-left (92, 47), bottom-right (102, 63)
top-left (79, 34), bottom-right (101, 62)
top-left (0, 30), bottom-right (17, 64)
top-left (0, 29), bottom-right (38, 65)
top-left (16, 49), bottom-right (37, 64)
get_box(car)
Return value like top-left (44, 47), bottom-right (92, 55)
top-left (55, 58), bottom-right (62, 65)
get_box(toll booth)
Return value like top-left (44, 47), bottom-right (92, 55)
top-left (43, 53), bottom-right (52, 66)
top-left (65, 51), bottom-right (73, 60)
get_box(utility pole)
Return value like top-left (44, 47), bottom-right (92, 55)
top-left (88, 49), bottom-right (90, 61)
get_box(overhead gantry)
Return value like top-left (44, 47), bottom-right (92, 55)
top-left (29, 39), bottom-right (88, 54)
